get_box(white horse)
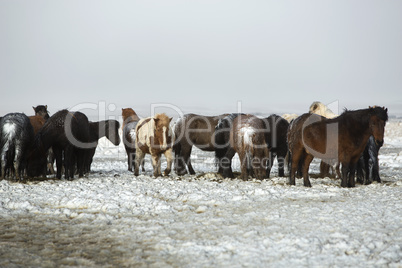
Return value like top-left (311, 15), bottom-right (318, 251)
top-left (135, 113), bottom-right (174, 177)
top-left (309, 101), bottom-right (337, 118)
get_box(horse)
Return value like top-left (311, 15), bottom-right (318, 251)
top-left (122, 108), bottom-right (143, 172)
top-left (262, 114), bottom-right (289, 177)
top-left (85, 120), bottom-right (121, 172)
top-left (215, 113), bottom-right (245, 178)
top-left (287, 107), bottom-right (388, 187)
top-left (309, 101), bottom-right (337, 118)
top-left (29, 116), bottom-right (46, 135)
top-left (0, 113), bottom-right (34, 181)
top-left (33, 105), bottom-right (50, 120)
top-left (173, 113), bottom-right (228, 175)
top-left (135, 113), bottom-right (174, 177)
top-left (356, 135), bottom-right (381, 185)
top-left (27, 109), bottom-right (90, 180)
top-left (230, 114), bottom-right (269, 180)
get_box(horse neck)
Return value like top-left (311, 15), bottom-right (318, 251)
top-left (339, 113), bottom-right (372, 148)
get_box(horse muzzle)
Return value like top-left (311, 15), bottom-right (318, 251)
top-left (375, 139), bottom-right (384, 147)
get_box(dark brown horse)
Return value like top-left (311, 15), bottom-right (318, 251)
top-left (122, 108), bottom-right (142, 172)
top-left (173, 113), bottom-right (228, 175)
top-left (33, 105), bottom-right (50, 120)
top-left (214, 113), bottom-right (245, 178)
top-left (230, 114), bottom-right (269, 180)
top-left (27, 110), bottom-right (90, 180)
top-left (287, 107), bottom-right (388, 187)
top-left (262, 114), bottom-right (289, 177)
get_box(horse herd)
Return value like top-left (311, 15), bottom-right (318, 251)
top-left (0, 102), bottom-right (388, 188)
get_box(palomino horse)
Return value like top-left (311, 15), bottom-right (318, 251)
top-left (287, 107), bottom-right (388, 187)
top-left (0, 113), bottom-right (34, 180)
top-left (86, 120), bottom-right (121, 172)
top-left (173, 113), bottom-right (228, 175)
top-left (135, 113), bottom-right (174, 177)
top-left (122, 108), bottom-right (143, 172)
top-left (230, 114), bottom-right (269, 180)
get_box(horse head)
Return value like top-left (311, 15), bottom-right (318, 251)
top-left (122, 108), bottom-right (140, 126)
top-left (369, 106), bottom-right (388, 147)
top-left (106, 120), bottom-right (121, 146)
top-left (153, 113), bottom-right (173, 150)
top-left (33, 105), bottom-right (50, 120)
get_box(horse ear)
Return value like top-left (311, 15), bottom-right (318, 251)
top-left (169, 117), bottom-right (173, 123)
top-left (45, 105), bottom-right (48, 110)
top-left (32, 106), bottom-right (35, 111)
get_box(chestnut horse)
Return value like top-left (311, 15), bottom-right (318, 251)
top-left (230, 114), bottom-right (269, 180)
top-left (173, 113), bottom-right (228, 175)
top-left (135, 113), bottom-right (174, 177)
top-left (287, 107), bottom-right (388, 187)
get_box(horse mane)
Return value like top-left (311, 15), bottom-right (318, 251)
top-left (329, 107), bottom-right (388, 127)
top-left (122, 108), bottom-right (140, 127)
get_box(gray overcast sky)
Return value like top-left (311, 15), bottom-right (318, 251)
top-left (1, 0), bottom-right (401, 118)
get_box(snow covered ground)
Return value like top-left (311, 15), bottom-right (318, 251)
top-left (0, 121), bottom-right (401, 267)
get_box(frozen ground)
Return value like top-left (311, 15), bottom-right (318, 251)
top-left (0, 121), bottom-right (401, 267)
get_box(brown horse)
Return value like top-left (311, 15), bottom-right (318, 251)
top-left (173, 113), bottom-right (228, 175)
top-left (135, 113), bottom-right (174, 177)
top-left (29, 116), bottom-right (46, 135)
top-left (230, 114), bottom-right (269, 180)
top-left (122, 108), bottom-right (142, 172)
top-left (288, 107), bottom-right (388, 187)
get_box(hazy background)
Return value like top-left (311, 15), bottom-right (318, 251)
top-left (1, 0), bottom-right (401, 119)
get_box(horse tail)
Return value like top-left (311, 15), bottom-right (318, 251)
top-left (242, 127), bottom-right (255, 171)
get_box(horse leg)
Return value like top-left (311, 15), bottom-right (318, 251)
top-left (76, 149), bottom-right (86, 178)
top-left (302, 154), bottom-right (314, 187)
top-left (182, 146), bottom-right (195, 175)
top-left (266, 151), bottom-right (275, 178)
top-left (222, 148), bottom-right (236, 178)
top-left (126, 148), bottom-right (133, 172)
top-left (134, 150), bottom-right (145, 176)
top-left (289, 148), bottom-right (303, 185)
top-left (163, 148), bottom-right (173, 176)
top-left (348, 163), bottom-right (356, 188)
top-left (52, 147), bottom-right (63, 179)
top-left (340, 162), bottom-right (349, 188)
top-left (238, 151), bottom-right (249, 181)
top-left (151, 153), bottom-right (161, 177)
top-left (13, 142), bottom-right (22, 181)
top-left (277, 152), bottom-right (286, 177)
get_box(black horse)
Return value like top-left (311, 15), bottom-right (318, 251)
top-left (263, 114), bottom-right (289, 177)
top-left (214, 113), bottom-right (245, 178)
top-left (0, 113), bottom-right (34, 181)
top-left (356, 135), bottom-right (382, 184)
top-left (27, 109), bottom-right (90, 180)
top-left (85, 120), bottom-right (121, 172)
